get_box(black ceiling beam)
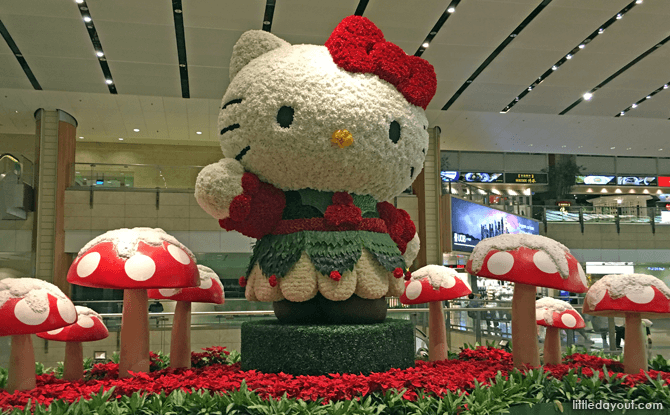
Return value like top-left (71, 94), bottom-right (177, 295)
top-left (354, 0), bottom-right (369, 16)
top-left (442, 0), bottom-right (553, 111)
top-left (262, 0), bottom-right (276, 32)
top-left (0, 20), bottom-right (41, 90)
top-left (615, 80), bottom-right (670, 117)
top-left (501, 0), bottom-right (640, 114)
top-left (415, 0), bottom-right (461, 57)
top-left (560, 34), bottom-right (670, 115)
top-left (76, 1), bottom-right (116, 94)
top-left (172, 0), bottom-right (190, 99)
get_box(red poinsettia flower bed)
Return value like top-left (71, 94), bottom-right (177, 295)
top-left (1, 347), bottom-right (668, 411)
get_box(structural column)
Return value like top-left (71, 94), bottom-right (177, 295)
top-left (414, 126), bottom-right (442, 268)
top-left (33, 109), bottom-right (77, 293)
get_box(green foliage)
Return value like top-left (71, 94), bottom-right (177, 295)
top-left (543, 158), bottom-right (583, 200)
top-left (241, 319), bottom-right (415, 376)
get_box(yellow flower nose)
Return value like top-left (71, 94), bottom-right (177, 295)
top-left (331, 129), bottom-right (354, 148)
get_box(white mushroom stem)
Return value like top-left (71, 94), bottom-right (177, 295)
top-left (7, 334), bottom-right (36, 392)
top-left (511, 283), bottom-right (540, 369)
top-left (543, 327), bottom-right (561, 365)
top-left (623, 313), bottom-right (647, 374)
top-left (428, 301), bottom-right (448, 361)
top-left (119, 289), bottom-right (150, 377)
top-left (170, 301), bottom-right (192, 369)
top-left (63, 342), bottom-right (84, 381)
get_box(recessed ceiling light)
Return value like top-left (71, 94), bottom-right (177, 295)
top-left (551, 65), bottom-right (558, 71)
top-left (583, 92), bottom-right (593, 100)
top-left (646, 95), bottom-right (652, 99)
top-left (626, 147), bottom-right (631, 150)
top-left (636, 0), bottom-right (643, 4)
top-left (620, 112), bottom-right (625, 116)
top-left (664, 85), bottom-right (669, 89)
top-left (631, 103), bottom-right (638, 108)
top-left (14, 110), bottom-right (18, 113)
top-left (578, 146), bottom-right (583, 148)
top-left (566, 54), bottom-right (572, 60)
top-left (76, 0), bottom-right (84, 3)
top-left (561, 145), bottom-right (567, 148)
top-left (659, 148), bottom-right (663, 151)
top-left (616, 13), bottom-right (623, 19)
top-left (422, 42), bottom-right (429, 48)
top-left (105, 79), bottom-right (113, 84)
top-left (578, 44), bottom-right (585, 49)
top-left (96, 51), bottom-right (104, 57)
top-left (528, 144), bottom-right (533, 147)
top-left (447, 7), bottom-right (456, 13)
top-left (527, 86), bottom-right (532, 91)
top-left (598, 28), bottom-right (604, 34)
top-left (601, 188), bottom-right (608, 193)
top-left (610, 147), bottom-right (616, 149)
top-left (79, 136), bottom-right (84, 139)
top-left (133, 128), bottom-right (140, 132)
top-left (83, 16), bottom-right (91, 22)
top-left (615, 189), bottom-right (622, 193)
top-left (196, 131), bottom-right (202, 134)
top-left (118, 138), bottom-right (124, 141)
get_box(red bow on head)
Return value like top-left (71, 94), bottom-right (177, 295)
top-left (325, 16), bottom-right (437, 110)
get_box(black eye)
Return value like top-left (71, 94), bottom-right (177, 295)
top-left (277, 106), bottom-right (294, 128)
top-left (389, 120), bottom-right (401, 144)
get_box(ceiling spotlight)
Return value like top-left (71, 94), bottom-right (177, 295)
top-left (96, 51), bottom-right (104, 57)
top-left (528, 144), bottom-right (533, 147)
top-left (626, 147), bottom-right (631, 150)
top-left (551, 65), bottom-right (558, 71)
top-left (566, 54), bottom-right (572, 60)
top-left (514, 97), bottom-right (519, 101)
top-left (196, 131), bottom-right (202, 134)
top-left (76, 0), bottom-right (84, 3)
top-left (636, 0), bottom-right (643, 4)
top-left (118, 138), bottom-right (124, 141)
top-left (133, 128), bottom-right (140, 132)
top-left (631, 103), bottom-right (638, 108)
top-left (447, 7), bottom-right (456, 13)
top-left (83, 16), bottom-right (91, 22)
top-left (422, 42), bottom-right (429, 48)
top-left (78, 136), bottom-right (84, 139)
top-left (263, 20), bottom-right (271, 25)
top-left (660, 148), bottom-right (664, 151)
top-left (646, 95), bottom-right (652, 99)
top-left (610, 146), bottom-right (616, 149)
top-left (620, 112), bottom-right (625, 116)
top-left (561, 145), bottom-right (567, 148)
top-left (664, 84), bottom-right (668, 89)
top-left (578, 145), bottom-right (583, 148)
top-left (528, 86), bottom-right (532, 91)
top-left (616, 13), bottom-right (623, 19)
top-left (579, 44), bottom-right (585, 49)
top-left (598, 28), bottom-right (604, 34)
top-left (105, 79), bottom-right (113, 84)
top-left (583, 92), bottom-right (593, 100)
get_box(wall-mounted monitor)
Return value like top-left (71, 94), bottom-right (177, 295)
top-left (585, 262), bottom-right (634, 274)
top-left (440, 171), bottom-right (460, 182)
top-left (616, 176), bottom-right (657, 186)
top-left (460, 172), bottom-right (503, 183)
top-left (450, 197), bottom-right (540, 253)
top-left (504, 173), bottom-right (548, 184)
top-left (575, 175), bottom-right (616, 185)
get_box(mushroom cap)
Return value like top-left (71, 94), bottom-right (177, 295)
top-left (400, 265), bottom-right (472, 305)
top-left (535, 297), bottom-right (585, 329)
top-left (465, 234), bottom-right (587, 293)
top-left (0, 278), bottom-right (77, 336)
top-left (37, 306), bottom-right (109, 342)
top-left (67, 228), bottom-right (199, 290)
top-left (583, 274), bottom-right (670, 319)
top-left (147, 265), bottom-right (225, 304)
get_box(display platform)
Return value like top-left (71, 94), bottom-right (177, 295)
top-left (241, 318), bottom-right (414, 376)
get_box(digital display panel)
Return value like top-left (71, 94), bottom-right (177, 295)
top-left (450, 197), bottom-right (540, 253)
top-left (460, 172), bottom-right (504, 183)
top-left (585, 262), bottom-right (634, 274)
top-left (504, 173), bottom-right (548, 184)
top-left (575, 175), bottom-right (616, 185)
top-left (616, 176), bottom-right (657, 186)
top-left (659, 177), bottom-right (670, 187)
top-left (440, 171), bottom-right (460, 182)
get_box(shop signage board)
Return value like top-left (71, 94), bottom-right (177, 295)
top-left (459, 172), bottom-right (503, 183)
top-left (503, 173), bottom-right (548, 184)
top-left (440, 171), bottom-right (460, 182)
top-left (575, 175), bottom-right (616, 185)
top-left (658, 176), bottom-right (670, 187)
top-left (616, 176), bottom-right (657, 186)
top-left (450, 197), bottom-right (539, 253)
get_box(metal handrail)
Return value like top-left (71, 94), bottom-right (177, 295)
top-left (73, 162), bottom-right (205, 169)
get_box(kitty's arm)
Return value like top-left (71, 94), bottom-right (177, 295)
top-left (195, 159), bottom-right (285, 239)
top-left (377, 201), bottom-right (419, 267)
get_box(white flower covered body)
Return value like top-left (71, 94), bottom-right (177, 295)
top-left (215, 32), bottom-right (429, 202)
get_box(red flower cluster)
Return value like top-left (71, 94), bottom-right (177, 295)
top-left (325, 16), bottom-right (437, 109)
top-left (324, 192), bottom-right (362, 230)
top-left (330, 271), bottom-right (342, 281)
top-left (220, 173), bottom-right (286, 239)
top-left (238, 276), bottom-right (247, 287)
top-left (377, 202), bottom-right (416, 254)
top-left (268, 275), bottom-right (278, 287)
top-left (1, 348), bottom-right (667, 412)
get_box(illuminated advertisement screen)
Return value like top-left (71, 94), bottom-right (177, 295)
top-left (450, 197), bottom-right (540, 253)
top-left (575, 175), bottom-right (616, 185)
top-left (440, 171), bottom-right (460, 182)
top-left (616, 176), bottom-right (657, 186)
top-left (504, 173), bottom-right (548, 184)
top-left (460, 172), bottom-right (504, 183)
top-left (659, 177), bottom-right (670, 187)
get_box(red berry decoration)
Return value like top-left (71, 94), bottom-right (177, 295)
top-left (268, 275), bottom-right (278, 287)
top-left (238, 276), bottom-right (247, 287)
top-left (393, 267), bottom-right (404, 279)
top-left (329, 270), bottom-right (342, 281)
top-left (332, 191), bottom-right (354, 205)
top-left (404, 270), bottom-right (412, 281)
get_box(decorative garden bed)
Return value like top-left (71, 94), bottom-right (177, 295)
top-left (1, 345), bottom-right (670, 414)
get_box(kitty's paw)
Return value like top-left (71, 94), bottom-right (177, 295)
top-left (194, 158), bottom-right (245, 219)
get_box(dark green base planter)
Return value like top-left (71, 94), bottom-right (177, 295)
top-left (241, 318), bottom-right (415, 376)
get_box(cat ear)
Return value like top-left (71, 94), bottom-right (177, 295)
top-left (230, 30), bottom-right (290, 81)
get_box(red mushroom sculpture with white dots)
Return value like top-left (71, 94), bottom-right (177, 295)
top-left (0, 278), bottom-right (77, 391)
top-left (466, 234), bottom-right (588, 369)
top-left (147, 265), bottom-right (225, 369)
top-left (583, 274), bottom-right (670, 374)
top-left (37, 306), bottom-right (109, 380)
top-left (535, 297), bottom-right (585, 365)
top-left (67, 228), bottom-right (198, 377)
top-left (400, 265), bottom-right (471, 361)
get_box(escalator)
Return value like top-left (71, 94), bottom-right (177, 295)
top-left (0, 153), bottom-right (34, 220)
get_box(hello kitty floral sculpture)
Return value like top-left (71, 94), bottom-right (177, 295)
top-left (196, 16), bottom-right (436, 324)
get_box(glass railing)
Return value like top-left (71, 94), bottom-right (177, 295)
top-left (534, 205), bottom-right (666, 225)
top-left (70, 163), bottom-right (204, 191)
